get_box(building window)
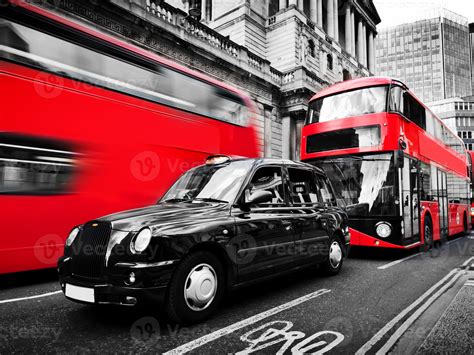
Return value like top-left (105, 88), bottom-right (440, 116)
top-left (343, 69), bottom-right (351, 81)
top-left (268, 0), bottom-right (279, 17)
top-left (327, 54), bottom-right (333, 71)
top-left (308, 39), bottom-right (315, 58)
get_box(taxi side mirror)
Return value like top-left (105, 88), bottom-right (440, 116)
top-left (247, 190), bottom-right (273, 205)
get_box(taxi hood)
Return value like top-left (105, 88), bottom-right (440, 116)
top-left (99, 202), bottom-right (230, 233)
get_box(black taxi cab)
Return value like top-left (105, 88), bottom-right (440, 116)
top-left (58, 156), bottom-right (350, 324)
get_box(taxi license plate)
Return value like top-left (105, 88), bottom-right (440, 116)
top-left (65, 284), bottom-right (95, 303)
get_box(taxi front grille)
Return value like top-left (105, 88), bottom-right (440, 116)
top-left (70, 221), bottom-right (111, 280)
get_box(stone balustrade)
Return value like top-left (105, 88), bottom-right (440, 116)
top-left (270, 68), bottom-right (283, 85)
top-left (181, 17), bottom-right (240, 58)
top-left (146, 0), bottom-right (173, 23)
top-left (118, 1), bottom-right (339, 94)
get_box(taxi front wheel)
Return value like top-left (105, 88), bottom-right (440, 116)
top-left (320, 236), bottom-right (344, 276)
top-left (165, 251), bottom-right (225, 325)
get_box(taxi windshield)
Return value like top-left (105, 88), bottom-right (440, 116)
top-left (306, 85), bottom-right (388, 124)
top-left (160, 160), bottom-right (253, 204)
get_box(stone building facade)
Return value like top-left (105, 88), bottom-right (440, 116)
top-left (30, 0), bottom-right (380, 159)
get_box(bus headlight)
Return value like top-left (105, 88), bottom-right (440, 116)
top-left (131, 228), bottom-right (152, 254)
top-left (470, 207), bottom-right (474, 217)
top-left (66, 227), bottom-right (80, 247)
top-left (376, 222), bottom-right (392, 238)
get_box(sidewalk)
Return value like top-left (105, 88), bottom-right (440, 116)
top-left (416, 278), bottom-right (473, 354)
top-left (390, 263), bottom-right (474, 354)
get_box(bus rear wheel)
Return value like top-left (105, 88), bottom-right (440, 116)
top-left (421, 217), bottom-right (433, 252)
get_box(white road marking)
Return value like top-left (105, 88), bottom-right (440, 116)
top-left (377, 252), bottom-right (421, 270)
top-left (376, 271), bottom-right (463, 354)
top-left (163, 288), bottom-right (331, 355)
top-left (378, 236), bottom-right (470, 270)
top-left (0, 290), bottom-right (62, 305)
top-left (355, 268), bottom-right (460, 355)
top-left (461, 256), bottom-right (474, 267)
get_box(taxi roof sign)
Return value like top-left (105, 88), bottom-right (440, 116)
top-left (205, 155), bottom-right (231, 165)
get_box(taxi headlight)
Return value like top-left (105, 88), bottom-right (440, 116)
top-left (66, 227), bottom-right (80, 247)
top-left (131, 228), bottom-right (152, 254)
top-left (376, 222), bottom-right (392, 238)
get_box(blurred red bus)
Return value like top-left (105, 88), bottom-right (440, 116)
top-left (301, 77), bottom-right (471, 250)
top-left (0, 1), bottom-right (258, 273)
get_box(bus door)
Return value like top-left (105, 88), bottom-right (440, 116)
top-left (401, 158), bottom-right (420, 241)
top-left (437, 169), bottom-right (448, 239)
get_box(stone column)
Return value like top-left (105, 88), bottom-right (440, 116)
top-left (327, 0), bottom-right (334, 37)
top-left (310, 0), bottom-right (317, 23)
top-left (362, 22), bottom-right (367, 66)
top-left (345, 5), bottom-right (352, 54)
top-left (297, 0), bottom-right (304, 11)
top-left (264, 107), bottom-right (273, 158)
top-left (201, 0), bottom-right (207, 21)
top-left (279, 0), bottom-right (286, 11)
top-left (282, 115), bottom-right (292, 159)
top-left (351, 9), bottom-right (355, 56)
top-left (368, 30), bottom-right (375, 72)
top-left (317, 0), bottom-right (323, 27)
top-left (289, 0), bottom-right (297, 7)
top-left (333, 0), bottom-right (339, 42)
top-left (357, 19), bottom-right (363, 63)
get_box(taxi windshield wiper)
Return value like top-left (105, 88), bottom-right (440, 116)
top-left (193, 197), bottom-right (228, 203)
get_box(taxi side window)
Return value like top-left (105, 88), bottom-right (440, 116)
top-left (316, 174), bottom-right (336, 205)
top-left (287, 168), bottom-right (319, 204)
top-left (248, 167), bottom-right (285, 204)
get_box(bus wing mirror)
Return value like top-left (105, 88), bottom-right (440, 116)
top-left (394, 150), bottom-right (404, 169)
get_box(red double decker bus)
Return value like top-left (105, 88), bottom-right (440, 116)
top-left (0, 1), bottom-right (258, 273)
top-left (301, 77), bottom-right (471, 250)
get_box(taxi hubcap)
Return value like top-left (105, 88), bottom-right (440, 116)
top-left (329, 241), bottom-right (342, 268)
top-left (184, 263), bottom-right (217, 311)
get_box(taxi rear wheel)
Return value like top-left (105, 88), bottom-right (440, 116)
top-left (165, 251), bottom-right (225, 325)
top-left (320, 236), bottom-right (343, 276)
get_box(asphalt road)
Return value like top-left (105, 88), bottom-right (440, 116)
top-left (0, 234), bottom-right (473, 354)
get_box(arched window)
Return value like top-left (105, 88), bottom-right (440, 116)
top-left (308, 39), bottom-right (315, 58)
top-left (343, 69), bottom-right (351, 81)
top-left (327, 54), bottom-right (333, 70)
